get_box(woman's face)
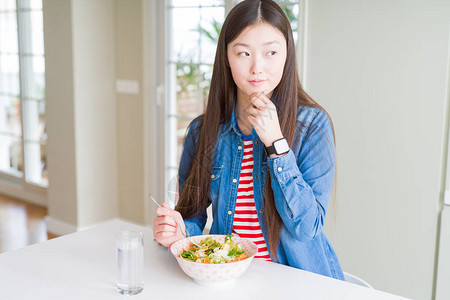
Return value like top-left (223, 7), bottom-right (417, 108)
top-left (227, 22), bottom-right (287, 101)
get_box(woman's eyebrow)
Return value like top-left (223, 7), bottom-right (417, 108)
top-left (263, 40), bottom-right (281, 46)
top-left (232, 42), bottom-right (250, 48)
top-left (232, 40), bottom-right (281, 48)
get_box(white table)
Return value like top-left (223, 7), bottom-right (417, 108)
top-left (0, 219), bottom-right (408, 299)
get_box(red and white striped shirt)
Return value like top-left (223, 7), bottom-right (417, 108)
top-left (232, 139), bottom-right (271, 261)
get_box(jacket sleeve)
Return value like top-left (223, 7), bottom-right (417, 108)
top-left (178, 118), bottom-right (207, 236)
top-left (267, 109), bottom-right (335, 241)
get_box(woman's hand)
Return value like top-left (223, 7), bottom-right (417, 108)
top-left (247, 91), bottom-right (284, 148)
top-left (153, 203), bottom-right (185, 247)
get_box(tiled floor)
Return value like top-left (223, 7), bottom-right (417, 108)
top-left (0, 194), bottom-right (58, 253)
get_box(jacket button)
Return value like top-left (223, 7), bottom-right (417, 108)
top-left (232, 178), bottom-right (237, 183)
top-left (211, 174), bottom-right (215, 179)
top-left (255, 175), bottom-right (259, 179)
top-left (228, 210), bottom-right (232, 215)
top-left (255, 141), bottom-right (259, 145)
top-left (238, 145), bottom-right (242, 150)
top-left (259, 209), bottom-right (264, 214)
top-left (277, 167), bottom-right (282, 172)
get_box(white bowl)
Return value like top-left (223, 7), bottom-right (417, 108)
top-left (170, 234), bottom-right (258, 286)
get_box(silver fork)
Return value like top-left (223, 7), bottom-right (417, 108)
top-left (150, 195), bottom-right (201, 248)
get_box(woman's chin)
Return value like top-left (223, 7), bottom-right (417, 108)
top-left (247, 89), bottom-right (274, 99)
top-left (246, 89), bottom-right (264, 97)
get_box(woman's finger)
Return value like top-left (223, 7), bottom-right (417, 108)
top-left (156, 205), bottom-right (173, 217)
top-left (158, 231), bottom-right (177, 238)
top-left (154, 214), bottom-right (177, 227)
top-left (258, 91), bottom-right (272, 104)
top-left (152, 202), bottom-right (186, 248)
top-left (160, 203), bottom-right (183, 220)
top-left (248, 114), bottom-right (259, 127)
top-left (250, 95), bottom-right (266, 109)
top-left (153, 233), bottom-right (174, 246)
top-left (247, 106), bottom-right (262, 117)
top-left (154, 224), bottom-right (177, 234)
top-left (153, 228), bottom-right (184, 247)
top-left (156, 206), bottom-right (179, 226)
top-left (249, 92), bottom-right (259, 100)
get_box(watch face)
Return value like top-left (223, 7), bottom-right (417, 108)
top-left (274, 139), bottom-right (289, 154)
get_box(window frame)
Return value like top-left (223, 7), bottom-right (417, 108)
top-left (0, 0), bottom-right (47, 193)
top-left (0, 0), bottom-right (48, 206)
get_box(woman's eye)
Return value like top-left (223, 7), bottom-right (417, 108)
top-left (238, 52), bottom-right (250, 57)
top-left (267, 51), bottom-right (277, 56)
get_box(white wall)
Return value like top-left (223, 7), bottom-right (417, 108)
top-left (71, 0), bottom-right (118, 227)
top-left (44, 0), bottom-right (118, 232)
top-left (43, 0), bottom-right (152, 232)
top-left (115, 0), bottom-right (147, 225)
top-left (307, 1), bottom-right (450, 299)
top-left (44, 0), bottom-right (78, 227)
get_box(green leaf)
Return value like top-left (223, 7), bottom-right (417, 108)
top-left (180, 250), bottom-right (197, 261)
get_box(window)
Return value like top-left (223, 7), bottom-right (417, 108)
top-left (164, 0), bottom-right (299, 203)
top-left (0, 0), bottom-right (47, 187)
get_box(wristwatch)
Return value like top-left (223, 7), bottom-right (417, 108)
top-left (265, 138), bottom-right (289, 156)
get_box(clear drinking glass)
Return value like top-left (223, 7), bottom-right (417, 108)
top-left (116, 231), bottom-right (144, 295)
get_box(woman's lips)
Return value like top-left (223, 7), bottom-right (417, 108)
top-left (249, 80), bottom-right (265, 87)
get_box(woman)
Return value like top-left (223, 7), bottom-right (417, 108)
top-left (153, 0), bottom-right (344, 280)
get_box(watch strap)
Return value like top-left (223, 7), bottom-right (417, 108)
top-left (265, 144), bottom-right (276, 156)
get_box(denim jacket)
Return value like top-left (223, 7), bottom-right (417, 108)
top-left (178, 104), bottom-right (344, 280)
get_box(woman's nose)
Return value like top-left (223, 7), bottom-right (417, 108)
top-left (250, 56), bottom-right (263, 75)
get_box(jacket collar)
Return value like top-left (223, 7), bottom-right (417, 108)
top-left (221, 98), bottom-right (240, 136)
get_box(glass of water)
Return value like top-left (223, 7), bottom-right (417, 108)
top-left (116, 231), bottom-right (144, 295)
